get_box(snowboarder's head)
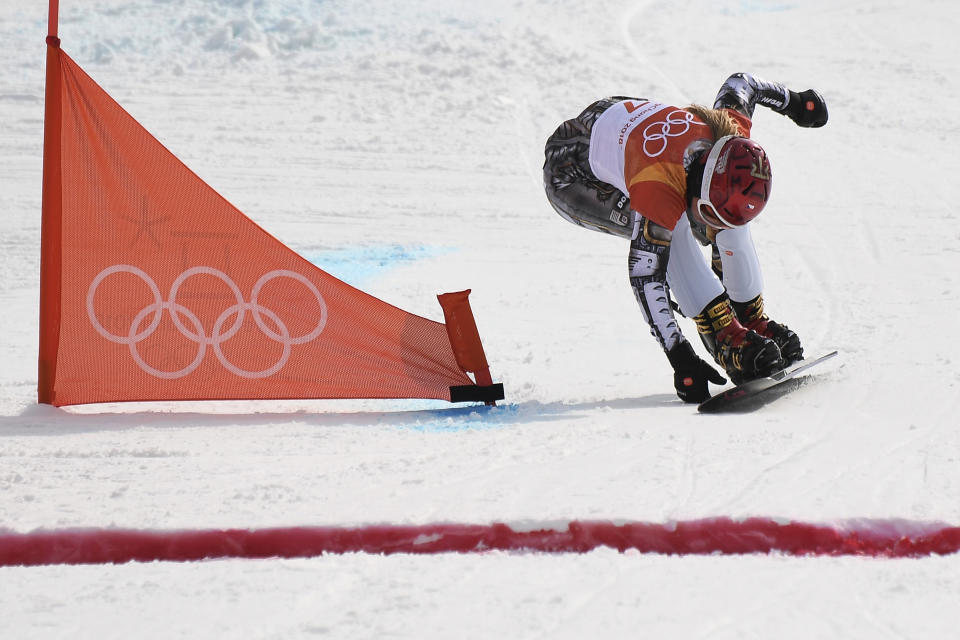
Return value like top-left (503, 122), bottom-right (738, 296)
top-left (691, 136), bottom-right (772, 229)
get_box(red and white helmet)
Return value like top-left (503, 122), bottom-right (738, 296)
top-left (698, 135), bottom-right (772, 228)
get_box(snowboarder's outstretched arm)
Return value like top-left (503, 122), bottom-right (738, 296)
top-left (628, 220), bottom-right (728, 404)
top-left (714, 72), bottom-right (828, 128)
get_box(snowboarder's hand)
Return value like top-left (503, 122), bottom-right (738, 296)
top-left (764, 320), bottom-right (803, 366)
top-left (667, 341), bottom-right (727, 404)
top-left (786, 89), bottom-right (828, 128)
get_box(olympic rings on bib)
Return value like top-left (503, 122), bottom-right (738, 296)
top-left (642, 110), bottom-right (695, 158)
top-left (86, 265), bottom-right (328, 379)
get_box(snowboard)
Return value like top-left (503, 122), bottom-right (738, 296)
top-left (697, 350), bottom-right (839, 414)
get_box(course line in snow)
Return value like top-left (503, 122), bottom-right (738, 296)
top-left (3, 518), bottom-right (960, 566)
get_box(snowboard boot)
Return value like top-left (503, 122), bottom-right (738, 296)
top-left (694, 294), bottom-right (783, 384)
top-left (731, 294), bottom-right (803, 365)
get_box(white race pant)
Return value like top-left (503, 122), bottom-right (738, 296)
top-left (666, 215), bottom-right (763, 317)
top-left (715, 225), bottom-right (763, 303)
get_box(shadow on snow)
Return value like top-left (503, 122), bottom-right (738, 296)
top-left (2, 393), bottom-right (680, 436)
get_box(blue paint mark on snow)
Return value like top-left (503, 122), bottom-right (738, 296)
top-left (306, 244), bottom-right (455, 287)
top-left (395, 402), bottom-right (522, 433)
top-left (723, 1), bottom-right (794, 14)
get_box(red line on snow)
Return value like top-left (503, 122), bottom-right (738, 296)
top-left (2, 518), bottom-right (959, 567)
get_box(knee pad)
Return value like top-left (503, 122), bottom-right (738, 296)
top-left (714, 226), bottom-right (763, 302)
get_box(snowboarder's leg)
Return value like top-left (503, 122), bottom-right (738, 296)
top-left (666, 214), bottom-right (725, 317)
top-left (714, 225), bottom-right (763, 303)
top-left (543, 99), bottom-right (637, 238)
top-left (714, 225), bottom-right (803, 364)
top-left (667, 217), bottom-right (781, 383)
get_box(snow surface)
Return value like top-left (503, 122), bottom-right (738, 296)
top-left (2, 0), bottom-right (960, 637)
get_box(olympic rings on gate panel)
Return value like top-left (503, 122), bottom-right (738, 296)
top-left (641, 110), bottom-right (696, 158)
top-left (86, 265), bottom-right (328, 379)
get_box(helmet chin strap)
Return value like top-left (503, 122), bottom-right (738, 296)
top-left (685, 207), bottom-right (712, 246)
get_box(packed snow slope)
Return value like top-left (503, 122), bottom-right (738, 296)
top-left (2, 0), bottom-right (960, 637)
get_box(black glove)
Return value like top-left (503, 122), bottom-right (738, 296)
top-left (785, 89), bottom-right (828, 128)
top-left (666, 341), bottom-right (727, 404)
top-left (765, 320), bottom-right (803, 365)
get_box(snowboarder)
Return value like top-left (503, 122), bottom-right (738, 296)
top-left (543, 73), bottom-right (828, 403)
